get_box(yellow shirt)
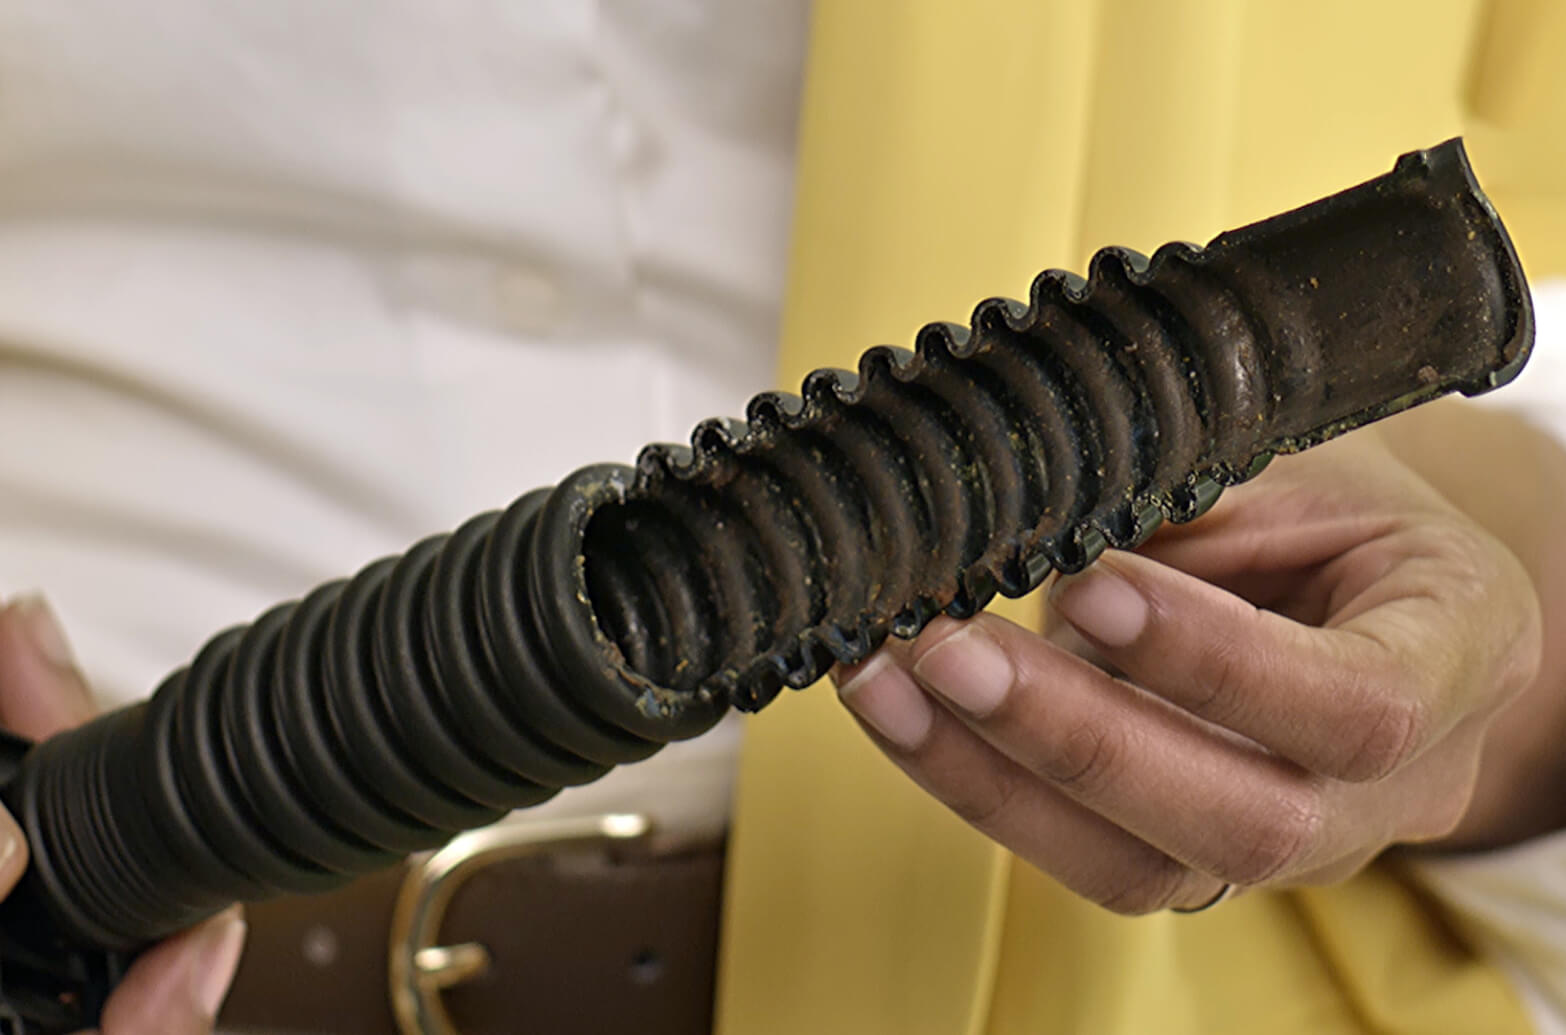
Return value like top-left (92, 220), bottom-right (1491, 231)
top-left (717, 2), bottom-right (1566, 1032)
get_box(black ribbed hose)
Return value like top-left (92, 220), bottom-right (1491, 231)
top-left (0, 139), bottom-right (1536, 1032)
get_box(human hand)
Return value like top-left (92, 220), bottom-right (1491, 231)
top-left (833, 432), bottom-right (1543, 912)
top-left (0, 597), bottom-right (245, 1034)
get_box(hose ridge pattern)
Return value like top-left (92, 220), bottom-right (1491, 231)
top-left (2, 139), bottom-right (1535, 964)
top-left (615, 242), bottom-right (1276, 719)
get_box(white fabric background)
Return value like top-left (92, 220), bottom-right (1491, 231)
top-left (0, 0), bottom-right (809, 842)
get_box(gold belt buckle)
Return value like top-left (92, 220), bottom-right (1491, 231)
top-left (387, 812), bottom-right (652, 1035)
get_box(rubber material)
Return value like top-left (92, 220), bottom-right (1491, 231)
top-left (0, 138), bottom-right (1535, 1034)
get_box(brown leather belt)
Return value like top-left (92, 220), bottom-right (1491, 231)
top-left (218, 816), bottom-right (726, 1035)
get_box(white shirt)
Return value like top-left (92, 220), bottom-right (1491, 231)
top-left (0, 0), bottom-right (808, 842)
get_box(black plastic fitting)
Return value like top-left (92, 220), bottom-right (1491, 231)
top-left (0, 138), bottom-right (1536, 1033)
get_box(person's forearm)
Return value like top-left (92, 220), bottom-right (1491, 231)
top-left (1379, 398), bottom-right (1566, 849)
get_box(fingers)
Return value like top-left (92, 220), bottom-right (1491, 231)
top-left (99, 907), bottom-right (246, 1035)
top-left (1047, 550), bottom-right (1436, 782)
top-left (0, 805), bottom-right (26, 899)
top-left (1139, 486), bottom-right (1393, 589)
top-left (834, 651), bottom-right (1229, 913)
top-left (0, 595), bottom-right (246, 1032)
top-left (0, 596), bottom-right (84, 914)
top-left (899, 615), bottom-right (1339, 889)
top-left (834, 537), bottom-right (1511, 899)
top-left (0, 595), bottom-right (97, 739)
top-left (832, 441), bottom-right (1534, 904)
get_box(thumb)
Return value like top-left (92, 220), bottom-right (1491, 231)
top-left (0, 595), bottom-right (97, 739)
top-left (99, 907), bottom-right (246, 1035)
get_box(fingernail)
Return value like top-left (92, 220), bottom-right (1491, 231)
top-left (913, 625), bottom-right (1013, 717)
top-left (835, 652), bottom-right (934, 750)
top-left (11, 594), bottom-right (77, 673)
top-left (1050, 564), bottom-right (1148, 647)
top-left (188, 909), bottom-right (246, 1018)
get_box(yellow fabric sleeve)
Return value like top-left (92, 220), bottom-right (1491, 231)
top-left (717, 2), bottom-right (1565, 1032)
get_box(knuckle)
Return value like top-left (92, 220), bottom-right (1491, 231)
top-left (1334, 692), bottom-right (1429, 782)
top-left (1097, 854), bottom-right (1192, 916)
top-left (947, 769), bottom-right (1022, 833)
top-left (1504, 620), bottom-right (1544, 698)
top-left (1493, 587), bottom-right (1544, 704)
top-left (1404, 772), bottom-right (1478, 843)
top-left (1428, 521), bottom-right (1501, 590)
top-left (1412, 793), bottom-right (1470, 843)
top-left (1188, 632), bottom-right (1254, 723)
top-left (1221, 788), bottom-right (1325, 885)
top-left (1039, 720), bottom-right (1125, 795)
